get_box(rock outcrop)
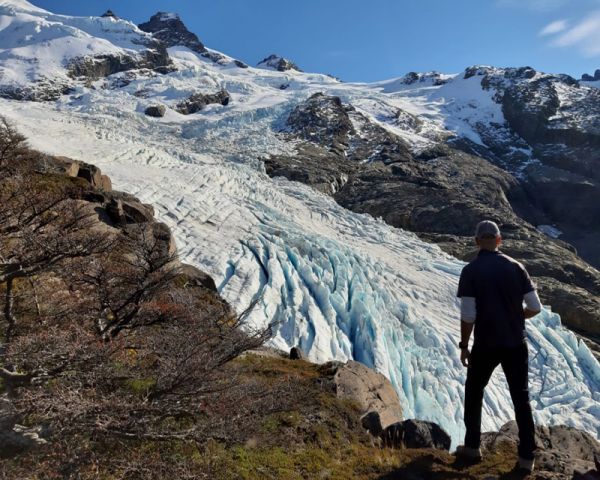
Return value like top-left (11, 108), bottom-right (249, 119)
top-left (176, 88), bottom-right (230, 115)
top-left (67, 44), bottom-right (176, 82)
top-left (53, 157), bottom-right (112, 191)
top-left (145, 105), bottom-right (167, 118)
top-left (581, 70), bottom-right (600, 82)
top-left (138, 13), bottom-right (238, 66)
top-left (138, 12), bottom-right (207, 55)
top-left (482, 421), bottom-right (600, 477)
top-left (257, 54), bottom-right (302, 73)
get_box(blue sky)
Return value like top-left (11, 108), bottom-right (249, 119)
top-left (30, 0), bottom-right (600, 82)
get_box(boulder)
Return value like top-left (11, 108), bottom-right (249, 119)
top-left (324, 360), bottom-right (403, 430)
top-left (289, 346), bottom-right (306, 361)
top-left (176, 88), bottom-right (230, 115)
top-left (52, 156), bottom-right (81, 177)
top-left (361, 411), bottom-right (384, 437)
top-left (0, 424), bottom-right (48, 458)
top-left (145, 105), bottom-right (166, 118)
top-left (381, 419), bottom-right (451, 451)
top-left (482, 421), bottom-right (600, 476)
top-left (177, 263), bottom-right (218, 292)
top-left (106, 192), bottom-right (155, 224)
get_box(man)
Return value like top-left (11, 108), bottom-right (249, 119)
top-left (454, 220), bottom-right (542, 473)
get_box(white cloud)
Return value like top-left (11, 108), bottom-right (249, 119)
top-left (539, 20), bottom-right (568, 36)
top-left (496, 0), bottom-right (572, 11)
top-left (550, 10), bottom-right (600, 56)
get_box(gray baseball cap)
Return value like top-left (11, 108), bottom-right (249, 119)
top-left (476, 220), bottom-right (501, 239)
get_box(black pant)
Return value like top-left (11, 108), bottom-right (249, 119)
top-left (464, 342), bottom-right (536, 460)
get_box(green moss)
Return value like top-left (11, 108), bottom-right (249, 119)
top-left (121, 378), bottom-right (156, 397)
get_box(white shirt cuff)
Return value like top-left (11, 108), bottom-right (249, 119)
top-left (460, 297), bottom-right (476, 323)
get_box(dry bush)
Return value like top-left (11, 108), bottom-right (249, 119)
top-left (0, 118), bottom-right (305, 478)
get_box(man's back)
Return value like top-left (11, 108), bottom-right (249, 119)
top-left (457, 250), bottom-right (535, 348)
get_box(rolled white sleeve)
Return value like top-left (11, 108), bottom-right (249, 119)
top-left (460, 297), bottom-right (476, 323)
top-left (524, 290), bottom-right (541, 312)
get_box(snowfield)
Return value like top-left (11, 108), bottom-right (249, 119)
top-left (2, 0), bottom-right (600, 449)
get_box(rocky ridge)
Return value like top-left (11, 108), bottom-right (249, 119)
top-left (257, 54), bottom-right (303, 72)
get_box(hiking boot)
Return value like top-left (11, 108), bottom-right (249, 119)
top-left (518, 457), bottom-right (535, 473)
top-left (454, 445), bottom-right (483, 460)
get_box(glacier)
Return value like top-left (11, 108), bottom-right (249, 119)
top-left (1, 0), bottom-right (600, 450)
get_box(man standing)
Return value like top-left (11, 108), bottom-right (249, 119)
top-left (454, 221), bottom-right (541, 473)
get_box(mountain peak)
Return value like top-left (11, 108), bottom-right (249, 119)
top-left (257, 54), bottom-right (302, 73)
top-left (581, 69), bottom-right (600, 82)
top-left (101, 10), bottom-right (118, 19)
top-left (138, 12), bottom-right (206, 55)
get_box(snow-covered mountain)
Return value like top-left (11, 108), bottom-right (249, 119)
top-left (1, 0), bottom-right (600, 449)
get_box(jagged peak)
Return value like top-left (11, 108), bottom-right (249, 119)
top-left (155, 12), bottom-right (181, 21)
top-left (138, 12), bottom-right (207, 55)
top-left (257, 54), bottom-right (302, 73)
top-left (101, 10), bottom-right (118, 19)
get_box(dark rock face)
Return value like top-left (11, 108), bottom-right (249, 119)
top-left (401, 71), bottom-right (448, 86)
top-left (234, 60), bottom-right (249, 69)
top-left (0, 78), bottom-right (73, 102)
top-left (176, 88), bottom-right (230, 115)
top-left (257, 54), bottom-right (302, 72)
top-left (138, 13), bottom-right (239, 66)
top-left (482, 421), bottom-right (600, 477)
top-left (138, 12), bottom-right (207, 54)
top-left (67, 42), bottom-right (175, 81)
top-left (101, 10), bottom-right (118, 18)
top-left (581, 70), bottom-right (600, 82)
top-left (284, 92), bottom-right (412, 164)
top-left (448, 66), bottom-right (600, 272)
top-left (381, 419), bottom-right (451, 451)
top-left (145, 105), bottom-right (166, 117)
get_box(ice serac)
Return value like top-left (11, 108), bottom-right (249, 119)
top-left (1, 2), bottom-right (600, 452)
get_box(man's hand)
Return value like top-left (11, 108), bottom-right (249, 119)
top-left (461, 349), bottom-right (471, 368)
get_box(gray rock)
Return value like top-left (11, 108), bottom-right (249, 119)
top-left (101, 10), bottom-right (118, 18)
top-left (106, 191), bottom-right (155, 224)
top-left (0, 424), bottom-right (48, 458)
top-left (145, 105), bottom-right (166, 118)
top-left (177, 263), bottom-right (218, 292)
top-left (582, 73), bottom-right (596, 82)
top-left (481, 421), bottom-right (600, 476)
top-left (324, 360), bottom-right (403, 430)
top-left (381, 419), bottom-right (451, 451)
top-left (289, 346), bottom-right (306, 360)
top-left (361, 411), bottom-right (383, 437)
top-left (67, 41), bottom-right (176, 81)
top-left (176, 88), bottom-right (230, 115)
